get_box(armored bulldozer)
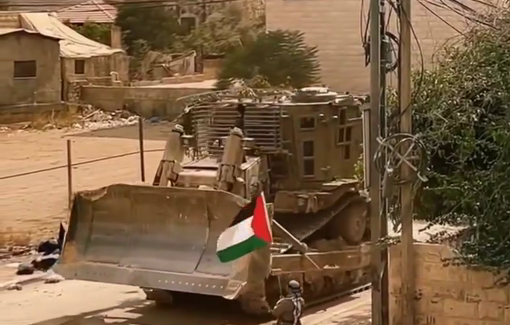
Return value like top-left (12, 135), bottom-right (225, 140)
top-left (56, 87), bottom-right (371, 315)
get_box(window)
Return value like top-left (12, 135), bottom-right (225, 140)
top-left (300, 117), bottom-right (315, 129)
top-left (304, 160), bottom-right (315, 177)
top-left (338, 126), bottom-right (352, 143)
top-left (344, 145), bottom-right (350, 160)
top-left (337, 107), bottom-right (354, 145)
top-left (303, 140), bottom-right (314, 157)
top-left (337, 107), bottom-right (355, 160)
top-left (74, 60), bottom-right (85, 75)
top-left (303, 140), bottom-right (315, 176)
top-left (339, 109), bottom-right (346, 125)
top-left (14, 60), bottom-right (36, 78)
top-left (180, 16), bottom-right (197, 34)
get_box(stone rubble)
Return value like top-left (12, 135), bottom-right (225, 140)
top-left (78, 106), bottom-right (140, 130)
top-left (0, 106), bottom-right (143, 133)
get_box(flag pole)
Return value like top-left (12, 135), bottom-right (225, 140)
top-left (272, 220), bottom-right (321, 269)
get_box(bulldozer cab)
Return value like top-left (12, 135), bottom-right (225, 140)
top-left (278, 88), bottom-right (364, 188)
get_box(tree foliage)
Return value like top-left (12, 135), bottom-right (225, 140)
top-left (410, 9), bottom-right (510, 270)
top-left (115, 3), bottom-right (183, 55)
top-left (216, 30), bottom-right (320, 89)
top-left (69, 22), bottom-right (111, 45)
top-left (176, 4), bottom-right (264, 55)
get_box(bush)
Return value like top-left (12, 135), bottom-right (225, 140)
top-left (410, 9), bottom-right (510, 270)
top-left (216, 30), bottom-right (320, 89)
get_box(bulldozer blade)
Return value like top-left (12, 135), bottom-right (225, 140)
top-left (56, 184), bottom-right (255, 299)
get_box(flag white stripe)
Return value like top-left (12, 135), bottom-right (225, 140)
top-left (216, 216), bottom-right (255, 251)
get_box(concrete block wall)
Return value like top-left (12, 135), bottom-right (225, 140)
top-left (389, 243), bottom-right (510, 325)
top-left (80, 85), bottom-right (210, 118)
top-left (266, 0), bottom-right (502, 93)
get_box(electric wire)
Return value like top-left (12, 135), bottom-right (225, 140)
top-left (0, 148), bottom-right (164, 181)
top-left (5, 0), bottom-right (239, 12)
top-left (417, 0), bottom-right (465, 35)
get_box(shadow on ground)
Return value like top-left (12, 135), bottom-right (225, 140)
top-left (30, 293), bottom-right (366, 325)
top-left (31, 295), bottom-right (266, 325)
top-left (70, 122), bottom-right (173, 142)
top-left (328, 313), bottom-right (371, 325)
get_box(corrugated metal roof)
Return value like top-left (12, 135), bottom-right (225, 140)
top-left (20, 12), bottom-right (123, 58)
top-left (57, 0), bottom-right (117, 24)
top-left (0, 27), bottom-right (61, 40)
top-left (7, 0), bottom-right (84, 12)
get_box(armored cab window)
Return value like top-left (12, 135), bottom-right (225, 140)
top-left (300, 117), bottom-right (315, 130)
top-left (303, 140), bottom-right (315, 176)
top-left (337, 108), bottom-right (354, 160)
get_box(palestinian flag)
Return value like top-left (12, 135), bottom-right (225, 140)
top-left (216, 192), bottom-right (273, 263)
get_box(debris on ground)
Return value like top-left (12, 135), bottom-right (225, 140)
top-left (79, 106), bottom-right (140, 130)
top-left (0, 246), bottom-right (35, 260)
top-left (44, 272), bottom-right (65, 284)
top-left (16, 263), bottom-right (35, 275)
top-left (0, 105), bottom-right (144, 133)
top-left (6, 283), bottom-right (22, 291)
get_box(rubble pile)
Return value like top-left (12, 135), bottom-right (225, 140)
top-left (0, 106), bottom-right (142, 133)
top-left (77, 106), bottom-right (140, 130)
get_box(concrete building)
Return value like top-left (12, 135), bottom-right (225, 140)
top-left (0, 29), bottom-right (61, 106)
top-left (0, 11), bottom-right (128, 106)
top-left (266, 0), bottom-right (501, 93)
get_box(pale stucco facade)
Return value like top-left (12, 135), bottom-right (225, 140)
top-left (266, 0), bottom-right (502, 93)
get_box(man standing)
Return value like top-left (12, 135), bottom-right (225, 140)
top-left (272, 280), bottom-right (305, 325)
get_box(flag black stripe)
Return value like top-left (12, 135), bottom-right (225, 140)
top-left (228, 196), bottom-right (257, 227)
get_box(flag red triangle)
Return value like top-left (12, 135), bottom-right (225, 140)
top-left (251, 192), bottom-right (272, 243)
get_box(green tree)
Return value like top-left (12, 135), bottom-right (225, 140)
top-left (176, 4), bottom-right (264, 55)
top-left (115, 3), bottom-right (183, 54)
top-left (69, 22), bottom-right (111, 45)
top-left (216, 30), bottom-right (320, 89)
top-left (407, 8), bottom-right (510, 270)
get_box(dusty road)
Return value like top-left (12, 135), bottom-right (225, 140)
top-left (0, 280), bottom-right (370, 325)
top-left (0, 123), bottom-right (174, 246)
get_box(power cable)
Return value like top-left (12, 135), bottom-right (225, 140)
top-left (417, 0), bottom-right (465, 35)
top-left (6, 0), bottom-right (239, 12)
top-left (0, 148), bottom-right (164, 181)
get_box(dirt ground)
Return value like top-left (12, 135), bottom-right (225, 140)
top-left (0, 278), bottom-right (371, 325)
top-left (0, 122), bottom-right (174, 246)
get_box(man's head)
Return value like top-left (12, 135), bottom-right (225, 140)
top-left (288, 280), bottom-right (302, 295)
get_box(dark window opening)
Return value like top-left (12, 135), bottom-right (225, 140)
top-left (14, 60), bottom-right (36, 78)
top-left (338, 128), bottom-right (345, 143)
top-left (344, 145), bottom-right (351, 160)
top-left (304, 159), bottom-right (315, 176)
top-left (303, 140), bottom-right (314, 157)
top-left (180, 16), bottom-right (197, 34)
top-left (339, 109), bottom-right (346, 125)
top-left (75, 60), bottom-right (85, 74)
top-left (300, 117), bottom-right (315, 129)
top-left (345, 126), bottom-right (352, 142)
top-left (338, 126), bottom-right (353, 144)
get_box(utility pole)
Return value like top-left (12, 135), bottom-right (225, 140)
top-left (369, 0), bottom-right (383, 325)
top-left (379, 0), bottom-right (390, 323)
top-left (399, 0), bottom-right (415, 324)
